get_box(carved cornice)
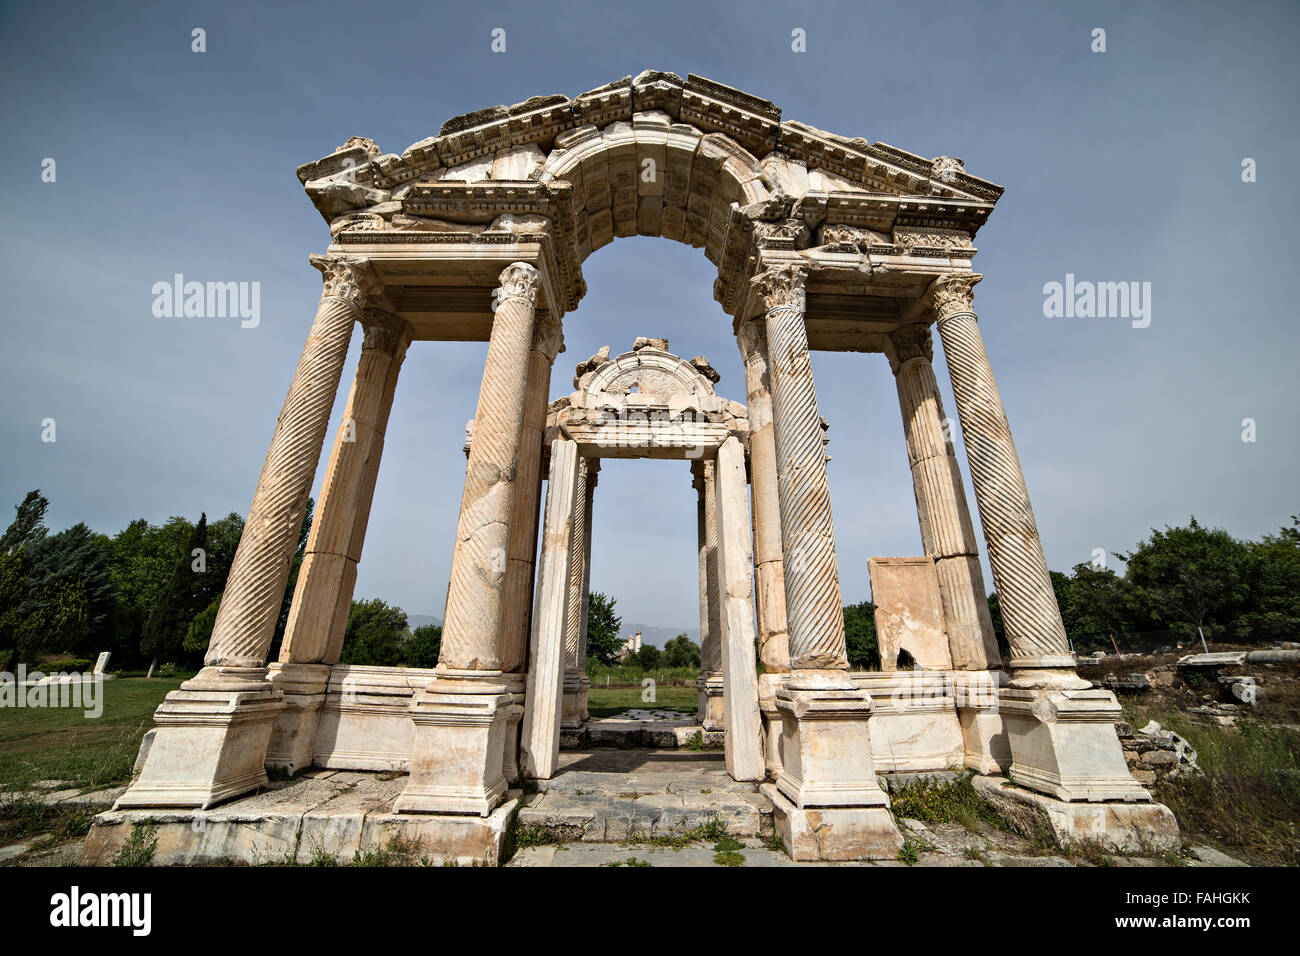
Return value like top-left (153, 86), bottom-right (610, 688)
top-left (532, 312), bottom-right (564, 363)
top-left (926, 273), bottom-right (983, 323)
top-left (750, 264), bottom-right (808, 313)
top-left (309, 254), bottom-right (384, 310)
top-left (493, 262), bottom-right (542, 311)
top-left (883, 324), bottom-right (933, 375)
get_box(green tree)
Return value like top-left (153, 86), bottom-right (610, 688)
top-left (843, 601), bottom-right (878, 669)
top-left (0, 490), bottom-right (49, 553)
top-left (1119, 517), bottom-right (1253, 641)
top-left (1240, 515), bottom-right (1300, 642)
top-left (141, 514), bottom-right (208, 668)
top-left (1063, 562), bottom-right (1131, 651)
top-left (633, 644), bottom-right (663, 669)
top-left (339, 598), bottom-right (409, 666)
top-left (662, 633), bottom-right (701, 669)
top-left (403, 624), bottom-right (442, 668)
top-left (987, 591), bottom-right (1009, 660)
top-left (585, 591), bottom-right (623, 665)
top-left (183, 598), bottom-right (221, 655)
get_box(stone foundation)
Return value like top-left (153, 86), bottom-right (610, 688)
top-left (761, 783), bottom-right (903, 861)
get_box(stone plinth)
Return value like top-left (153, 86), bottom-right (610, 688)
top-left (972, 775), bottom-right (1180, 854)
top-left (762, 784), bottom-right (902, 861)
top-left (312, 665), bottom-right (435, 772)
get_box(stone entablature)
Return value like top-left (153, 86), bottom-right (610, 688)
top-left (300, 71), bottom-right (997, 347)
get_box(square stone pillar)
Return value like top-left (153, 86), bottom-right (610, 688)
top-left (696, 460), bottom-right (725, 730)
top-left (520, 439), bottom-right (581, 779)
top-left (715, 437), bottom-right (765, 781)
top-left (561, 456), bottom-right (591, 730)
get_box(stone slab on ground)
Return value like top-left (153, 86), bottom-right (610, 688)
top-left (561, 717), bottom-right (724, 750)
top-left (80, 772), bottom-right (518, 866)
top-left (518, 749), bottom-right (771, 842)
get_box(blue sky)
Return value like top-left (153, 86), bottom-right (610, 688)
top-left (2, 0), bottom-right (1297, 635)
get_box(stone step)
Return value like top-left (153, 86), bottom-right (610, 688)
top-left (518, 749), bottom-right (772, 843)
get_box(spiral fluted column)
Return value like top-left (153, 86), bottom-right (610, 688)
top-left (737, 316), bottom-right (789, 672)
top-left (198, 255), bottom-right (380, 682)
top-left (884, 324), bottom-right (1000, 670)
top-left (500, 316), bottom-right (563, 674)
top-left (438, 262), bottom-right (542, 673)
top-left (930, 274), bottom-right (1073, 675)
top-left (752, 264), bottom-right (847, 671)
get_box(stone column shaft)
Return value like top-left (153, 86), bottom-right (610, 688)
top-left (692, 462), bottom-right (710, 652)
top-left (701, 460), bottom-right (723, 676)
top-left (930, 275), bottom-right (1072, 672)
top-left (715, 436), bottom-right (765, 781)
top-left (738, 318), bottom-right (789, 672)
top-left (280, 319), bottom-right (411, 666)
top-left (202, 255), bottom-right (378, 677)
top-left (439, 262), bottom-right (542, 673)
top-left (752, 265), bottom-right (848, 671)
top-left (886, 326), bottom-right (1000, 670)
top-left (520, 439), bottom-right (581, 779)
top-left (501, 326), bottom-right (561, 674)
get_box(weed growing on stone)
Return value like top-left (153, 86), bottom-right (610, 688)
top-left (112, 820), bottom-right (159, 867)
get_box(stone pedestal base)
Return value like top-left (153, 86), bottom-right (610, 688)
top-left (697, 672), bottom-right (724, 731)
top-left (394, 670), bottom-right (511, 817)
top-left (313, 665), bottom-right (433, 771)
top-left (265, 662), bottom-right (330, 774)
top-left (561, 670), bottom-right (585, 731)
top-left (115, 667), bottom-right (284, 810)
top-left (502, 673), bottom-right (526, 785)
top-left (762, 783), bottom-right (903, 861)
top-left (774, 672), bottom-right (894, 810)
top-left (972, 775), bottom-right (1180, 853)
top-left (758, 672), bottom-right (786, 779)
top-left (958, 704), bottom-right (1012, 774)
top-left (1001, 677), bottom-right (1150, 802)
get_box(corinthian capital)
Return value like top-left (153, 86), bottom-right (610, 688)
top-left (360, 310), bottom-right (411, 355)
top-left (310, 254), bottom-right (385, 310)
top-left (493, 262), bottom-right (541, 311)
top-left (735, 316), bottom-right (768, 363)
top-left (750, 264), bottom-right (808, 313)
top-left (883, 324), bottom-right (933, 374)
top-left (531, 312), bottom-right (564, 363)
top-left (924, 273), bottom-right (983, 323)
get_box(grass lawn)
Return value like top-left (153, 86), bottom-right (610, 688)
top-left (586, 684), bottom-right (697, 719)
top-left (0, 676), bottom-right (185, 791)
top-left (1123, 702), bottom-right (1299, 865)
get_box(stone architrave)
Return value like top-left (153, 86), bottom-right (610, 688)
top-left (396, 262), bottom-right (540, 817)
top-left (267, 314), bottom-right (412, 773)
top-left (520, 439), bottom-right (581, 779)
top-left (930, 275), bottom-right (1164, 817)
top-left (868, 557), bottom-right (951, 671)
top-left (117, 254), bottom-right (380, 810)
top-left (714, 436), bottom-right (765, 781)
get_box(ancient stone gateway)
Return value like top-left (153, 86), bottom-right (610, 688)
top-left (113, 70), bottom-right (1179, 863)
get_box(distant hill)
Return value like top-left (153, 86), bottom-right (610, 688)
top-left (407, 614), bottom-right (442, 632)
top-left (622, 623), bottom-right (700, 649)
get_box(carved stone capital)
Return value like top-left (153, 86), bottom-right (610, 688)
top-left (883, 324), bottom-right (934, 375)
top-left (751, 264), bottom-right (808, 313)
top-left (531, 312), bottom-right (564, 363)
top-left (493, 262), bottom-right (541, 311)
top-left (925, 273), bottom-right (983, 324)
top-left (736, 316), bottom-right (768, 364)
top-left (360, 309), bottom-right (411, 355)
top-left (309, 254), bottom-right (384, 311)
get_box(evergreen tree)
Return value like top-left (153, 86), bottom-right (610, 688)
top-left (843, 601), bottom-right (878, 669)
top-left (141, 514), bottom-right (208, 667)
top-left (584, 591), bottom-right (623, 665)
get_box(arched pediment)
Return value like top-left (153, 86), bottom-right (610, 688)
top-left (299, 71), bottom-right (1002, 320)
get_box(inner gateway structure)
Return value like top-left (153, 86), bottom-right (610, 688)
top-left (115, 71), bottom-right (1178, 861)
